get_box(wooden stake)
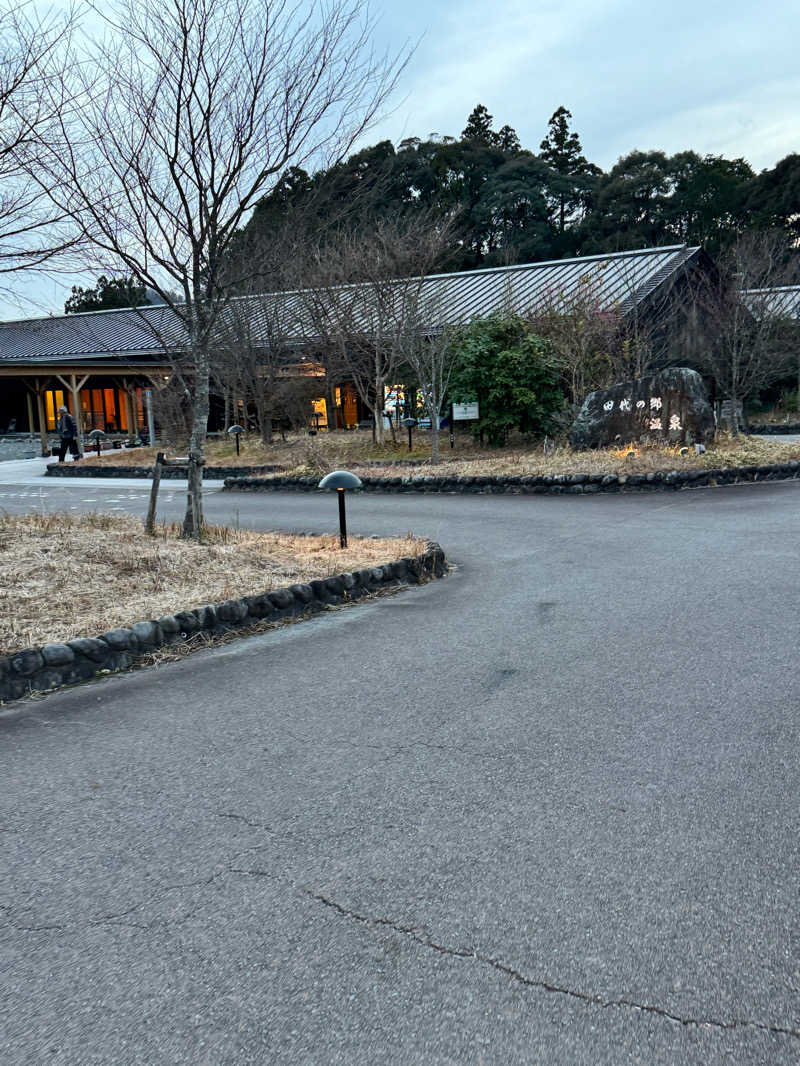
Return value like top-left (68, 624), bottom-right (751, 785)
top-left (145, 451), bottom-right (165, 534)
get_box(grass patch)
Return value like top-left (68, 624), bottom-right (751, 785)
top-left (82, 430), bottom-right (800, 480)
top-left (0, 511), bottom-right (424, 655)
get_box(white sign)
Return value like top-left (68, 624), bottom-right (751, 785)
top-left (452, 402), bottom-right (479, 421)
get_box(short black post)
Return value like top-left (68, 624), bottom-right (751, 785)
top-left (95, 438), bottom-right (101, 457)
top-left (337, 488), bottom-right (347, 548)
top-left (401, 417), bottom-right (417, 454)
top-left (227, 423), bottom-right (245, 457)
top-left (318, 470), bottom-right (362, 546)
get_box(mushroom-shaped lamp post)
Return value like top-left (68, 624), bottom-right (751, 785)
top-left (227, 423), bottom-right (245, 456)
top-left (318, 470), bottom-right (362, 548)
top-left (87, 428), bottom-right (105, 458)
top-left (401, 416), bottom-right (417, 453)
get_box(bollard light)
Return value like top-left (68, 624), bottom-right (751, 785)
top-left (87, 428), bottom-right (105, 458)
top-left (318, 469), bottom-right (363, 548)
top-left (401, 417), bottom-right (417, 453)
top-left (227, 423), bottom-right (245, 456)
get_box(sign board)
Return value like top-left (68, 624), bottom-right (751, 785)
top-left (720, 400), bottom-right (743, 418)
top-left (452, 402), bottom-right (479, 421)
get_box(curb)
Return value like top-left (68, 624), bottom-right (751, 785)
top-left (747, 424), bottom-right (800, 436)
top-left (45, 462), bottom-right (283, 479)
top-left (0, 542), bottom-right (447, 704)
top-left (223, 461), bottom-right (800, 496)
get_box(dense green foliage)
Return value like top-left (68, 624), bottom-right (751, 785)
top-left (239, 104), bottom-right (797, 271)
top-left (64, 275), bottom-right (151, 314)
top-left (449, 314), bottom-right (563, 445)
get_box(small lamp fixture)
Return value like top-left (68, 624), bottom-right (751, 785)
top-left (318, 469), bottom-right (363, 548)
top-left (87, 428), bottom-right (105, 457)
top-left (227, 423), bottom-right (245, 456)
top-left (400, 416), bottom-right (417, 452)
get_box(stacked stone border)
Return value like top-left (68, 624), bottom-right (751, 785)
top-left (225, 460), bottom-right (800, 496)
top-left (747, 424), bottom-right (800, 435)
top-left (45, 462), bottom-right (284, 479)
top-left (0, 542), bottom-right (447, 704)
top-left (45, 457), bottom-right (440, 479)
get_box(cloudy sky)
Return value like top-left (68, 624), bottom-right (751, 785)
top-left (7, 0), bottom-right (799, 319)
top-left (371, 0), bottom-right (799, 169)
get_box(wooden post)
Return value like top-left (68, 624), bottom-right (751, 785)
top-left (69, 374), bottom-right (87, 451)
top-left (35, 382), bottom-right (48, 456)
top-left (26, 391), bottom-right (34, 437)
top-left (144, 452), bottom-right (165, 534)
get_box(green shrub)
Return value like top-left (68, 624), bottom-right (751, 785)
top-left (450, 313), bottom-right (564, 446)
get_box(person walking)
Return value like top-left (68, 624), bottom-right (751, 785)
top-left (56, 405), bottom-right (81, 462)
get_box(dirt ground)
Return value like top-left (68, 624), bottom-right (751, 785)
top-left (0, 512), bottom-right (424, 654)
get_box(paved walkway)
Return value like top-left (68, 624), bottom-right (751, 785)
top-left (2, 473), bottom-right (800, 1064)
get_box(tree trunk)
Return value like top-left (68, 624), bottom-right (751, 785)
top-left (729, 392), bottom-right (740, 436)
top-left (372, 367), bottom-right (385, 444)
top-left (183, 335), bottom-right (210, 538)
top-left (430, 413), bottom-right (440, 463)
top-left (372, 400), bottom-right (384, 444)
top-left (256, 386), bottom-right (273, 446)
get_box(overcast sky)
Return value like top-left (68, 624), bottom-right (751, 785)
top-left (6, 0), bottom-right (799, 319)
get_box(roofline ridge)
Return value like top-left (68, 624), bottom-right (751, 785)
top-left (0, 300), bottom-right (172, 328)
top-left (0, 244), bottom-right (696, 325)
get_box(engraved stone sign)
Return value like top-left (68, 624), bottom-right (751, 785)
top-left (570, 367), bottom-right (715, 449)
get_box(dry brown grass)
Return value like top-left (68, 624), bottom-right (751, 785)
top-left (87, 430), bottom-right (441, 469)
top-left (250, 434), bottom-right (800, 480)
top-left (83, 430), bottom-right (800, 480)
top-left (0, 512), bottom-right (424, 654)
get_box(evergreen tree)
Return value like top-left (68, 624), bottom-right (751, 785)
top-left (539, 106), bottom-right (599, 235)
top-left (461, 104), bottom-right (497, 145)
top-left (450, 314), bottom-right (563, 445)
top-left (64, 275), bottom-right (151, 314)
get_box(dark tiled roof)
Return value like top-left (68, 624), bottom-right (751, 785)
top-left (0, 245), bottom-right (701, 364)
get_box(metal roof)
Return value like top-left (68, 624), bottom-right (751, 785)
top-left (742, 286), bottom-right (800, 320)
top-left (238, 244), bottom-right (701, 341)
top-left (0, 245), bottom-right (701, 364)
top-left (0, 304), bottom-right (185, 364)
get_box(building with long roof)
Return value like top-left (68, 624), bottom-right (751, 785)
top-left (0, 244), bottom-right (713, 451)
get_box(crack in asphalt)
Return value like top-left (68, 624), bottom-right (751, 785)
top-left (307, 891), bottom-right (800, 1043)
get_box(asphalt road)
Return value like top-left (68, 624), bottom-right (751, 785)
top-left (2, 467), bottom-right (800, 1065)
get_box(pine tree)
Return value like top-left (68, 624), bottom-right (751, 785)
top-left (539, 106), bottom-right (598, 234)
top-left (461, 104), bottom-right (496, 145)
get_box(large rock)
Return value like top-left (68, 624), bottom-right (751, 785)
top-left (570, 368), bottom-right (715, 449)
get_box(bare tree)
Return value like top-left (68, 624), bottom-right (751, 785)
top-left (25, 0), bottom-right (406, 535)
top-left (693, 232), bottom-right (798, 434)
top-left (400, 321), bottom-right (462, 463)
top-left (528, 274), bottom-right (619, 405)
top-left (303, 212), bottom-right (453, 446)
top-left (0, 2), bottom-right (76, 284)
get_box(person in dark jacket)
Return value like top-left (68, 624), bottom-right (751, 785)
top-left (57, 405), bottom-right (81, 462)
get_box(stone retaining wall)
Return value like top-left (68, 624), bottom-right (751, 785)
top-left (45, 462), bottom-right (284, 479)
top-left (225, 461), bottom-right (800, 496)
top-left (747, 424), bottom-right (800, 435)
top-left (0, 542), bottom-right (447, 703)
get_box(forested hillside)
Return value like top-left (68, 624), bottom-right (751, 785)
top-left (240, 104), bottom-right (800, 274)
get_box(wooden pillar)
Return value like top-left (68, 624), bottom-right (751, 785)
top-left (35, 382), bottom-right (48, 456)
top-left (126, 388), bottom-right (137, 438)
top-left (69, 375), bottom-right (81, 447)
